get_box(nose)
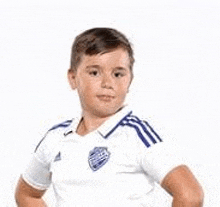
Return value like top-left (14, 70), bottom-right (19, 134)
top-left (101, 74), bottom-right (113, 89)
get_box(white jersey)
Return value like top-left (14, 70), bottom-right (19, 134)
top-left (22, 106), bottom-right (183, 206)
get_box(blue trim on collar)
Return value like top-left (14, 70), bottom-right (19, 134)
top-left (101, 111), bottom-right (132, 139)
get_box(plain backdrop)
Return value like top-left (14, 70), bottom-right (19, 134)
top-left (0, 0), bottom-right (220, 206)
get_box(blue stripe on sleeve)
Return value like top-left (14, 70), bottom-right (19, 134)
top-left (143, 121), bottom-right (163, 142)
top-left (127, 115), bottom-right (158, 144)
top-left (120, 121), bottom-right (151, 148)
top-left (119, 113), bottom-right (162, 148)
top-left (49, 120), bottom-right (72, 131)
top-left (34, 119), bottom-right (72, 152)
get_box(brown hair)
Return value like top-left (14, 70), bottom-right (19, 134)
top-left (70, 28), bottom-right (134, 71)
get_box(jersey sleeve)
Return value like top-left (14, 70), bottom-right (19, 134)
top-left (22, 154), bottom-right (52, 190)
top-left (22, 131), bottom-right (55, 190)
top-left (22, 120), bottom-right (72, 190)
top-left (121, 112), bottom-right (185, 184)
top-left (139, 139), bottom-right (185, 184)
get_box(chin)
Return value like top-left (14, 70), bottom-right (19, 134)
top-left (93, 106), bottom-right (121, 118)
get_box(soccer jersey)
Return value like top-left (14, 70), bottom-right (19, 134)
top-left (22, 106), bottom-right (183, 206)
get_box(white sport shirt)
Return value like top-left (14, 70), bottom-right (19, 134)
top-left (23, 106), bottom-right (183, 206)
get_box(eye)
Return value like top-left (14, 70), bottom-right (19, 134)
top-left (114, 72), bottom-right (124, 78)
top-left (89, 70), bottom-right (99, 76)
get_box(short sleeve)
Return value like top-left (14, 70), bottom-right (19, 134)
top-left (21, 120), bottom-right (72, 190)
top-left (140, 140), bottom-right (185, 184)
top-left (22, 155), bottom-right (52, 190)
top-left (22, 131), bottom-right (55, 190)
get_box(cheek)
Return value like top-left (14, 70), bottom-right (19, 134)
top-left (118, 79), bottom-right (131, 93)
top-left (77, 79), bottom-right (97, 97)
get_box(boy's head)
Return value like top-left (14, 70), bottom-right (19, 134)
top-left (69, 27), bottom-right (134, 72)
top-left (68, 28), bottom-right (134, 118)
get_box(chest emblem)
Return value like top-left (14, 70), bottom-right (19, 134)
top-left (88, 147), bottom-right (110, 171)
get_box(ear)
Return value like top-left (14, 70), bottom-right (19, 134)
top-left (67, 69), bottom-right (77, 90)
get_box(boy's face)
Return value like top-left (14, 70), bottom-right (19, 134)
top-left (68, 48), bottom-right (132, 118)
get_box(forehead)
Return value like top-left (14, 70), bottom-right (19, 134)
top-left (78, 48), bottom-right (130, 69)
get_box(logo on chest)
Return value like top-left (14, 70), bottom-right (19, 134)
top-left (88, 147), bottom-right (110, 171)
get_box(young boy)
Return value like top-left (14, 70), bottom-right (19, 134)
top-left (15, 28), bottom-right (204, 206)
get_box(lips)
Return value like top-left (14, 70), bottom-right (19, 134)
top-left (97, 95), bottom-right (115, 102)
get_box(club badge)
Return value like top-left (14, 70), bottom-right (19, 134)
top-left (88, 147), bottom-right (110, 171)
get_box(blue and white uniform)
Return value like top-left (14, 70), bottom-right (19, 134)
top-left (22, 106), bottom-right (183, 206)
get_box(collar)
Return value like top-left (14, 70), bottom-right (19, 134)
top-left (97, 105), bottom-right (132, 139)
top-left (63, 114), bottom-right (81, 137)
top-left (64, 105), bottom-right (132, 138)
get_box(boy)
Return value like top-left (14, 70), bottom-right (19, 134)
top-left (15, 28), bottom-right (204, 206)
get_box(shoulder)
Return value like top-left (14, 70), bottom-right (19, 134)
top-left (120, 111), bottom-right (163, 148)
top-left (34, 119), bottom-right (73, 153)
top-left (48, 119), bottom-right (73, 132)
top-left (124, 113), bottom-right (185, 183)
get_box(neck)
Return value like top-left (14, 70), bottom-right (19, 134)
top-left (76, 111), bottom-right (110, 136)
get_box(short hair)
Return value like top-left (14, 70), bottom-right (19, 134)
top-left (70, 28), bottom-right (135, 71)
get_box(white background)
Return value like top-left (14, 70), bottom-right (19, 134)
top-left (1, 0), bottom-right (220, 206)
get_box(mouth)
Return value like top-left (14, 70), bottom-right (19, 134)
top-left (97, 95), bottom-right (115, 102)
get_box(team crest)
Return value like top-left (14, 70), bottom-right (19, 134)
top-left (88, 147), bottom-right (110, 171)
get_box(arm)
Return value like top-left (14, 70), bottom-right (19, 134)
top-left (161, 165), bottom-right (204, 207)
top-left (15, 176), bottom-right (47, 207)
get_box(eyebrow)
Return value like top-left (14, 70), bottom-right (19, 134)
top-left (85, 65), bottom-right (128, 71)
top-left (85, 65), bottom-right (101, 70)
top-left (114, 67), bottom-right (127, 71)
